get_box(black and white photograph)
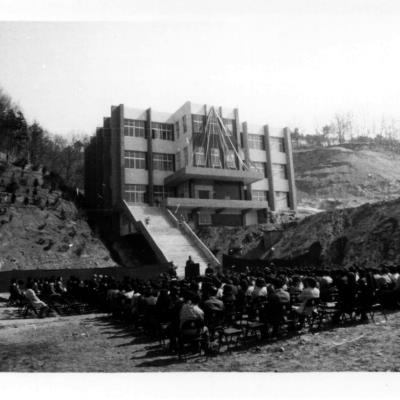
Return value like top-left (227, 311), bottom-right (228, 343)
top-left (0, 0), bottom-right (400, 396)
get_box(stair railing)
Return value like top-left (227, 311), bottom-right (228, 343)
top-left (164, 208), bottom-right (220, 267)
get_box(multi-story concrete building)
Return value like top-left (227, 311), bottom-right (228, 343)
top-left (85, 101), bottom-right (296, 236)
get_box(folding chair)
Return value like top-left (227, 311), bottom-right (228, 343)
top-left (178, 319), bottom-right (206, 361)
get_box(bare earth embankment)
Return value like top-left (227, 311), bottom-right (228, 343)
top-left (294, 145), bottom-right (400, 211)
top-left (0, 163), bottom-right (114, 271)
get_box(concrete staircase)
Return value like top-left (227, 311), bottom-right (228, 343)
top-left (123, 202), bottom-right (219, 277)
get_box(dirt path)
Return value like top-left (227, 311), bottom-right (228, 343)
top-left (0, 304), bottom-right (399, 372)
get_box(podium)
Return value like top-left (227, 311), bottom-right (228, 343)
top-left (185, 263), bottom-right (200, 280)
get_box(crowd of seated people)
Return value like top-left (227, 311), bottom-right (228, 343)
top-left (5, 262), bottom-right (400, 352)
top-left (7, 275), bottom-right (93, 316)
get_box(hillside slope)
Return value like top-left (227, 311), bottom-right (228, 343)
top-left (273, 198), bottom-right (400, 268)
top-left (0, 162), bottom-right (115, 271)
top-left (294, 145), bottom-right (400, 210)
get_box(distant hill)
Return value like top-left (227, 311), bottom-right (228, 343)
top-left (0, 161), bottom-right (115, 271)
top-left (294, 145), bottom-right (400, 211)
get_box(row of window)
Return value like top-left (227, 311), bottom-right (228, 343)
top-left (151, 122), bottom-right (174, 141)
top-left (124, 184), bottom-right (175, 203)
top-left (123, 116), bottom-right (237, 140)
top-left (124, 151), bottom-right (174, 171)
top-left (252, 190), bottom-right (290, 207)
top-left (124, 120), bottom-right (174, 141)
top-left (124, 184), bottom-right (290, 208)
top-left (247, 134), bottom-right (286, 152)
top-left (125, 149), bottom-right (287, 177)
top-left (252, 162), bottom-right (267, 177)
top-left (193, 147), bottom-right (236, 169)
top-left (192, 114), bottom-right (235, 136)
top-left (124, 120), bottom-right (146, 138)
top-left (251, 162), bottom-right (288, 179)
top-left (123, 119), bottom-right (286, 154)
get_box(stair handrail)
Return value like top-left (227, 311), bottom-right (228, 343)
top-left (164, 208), bottom-right (220, 266)
top-left (164, 207), bottom-right (179, 227)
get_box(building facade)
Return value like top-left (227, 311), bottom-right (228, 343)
top-left (84, 101), bottom-right (297, 235)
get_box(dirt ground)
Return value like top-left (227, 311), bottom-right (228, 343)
top-left (1, 300), bottom-right (399, 372)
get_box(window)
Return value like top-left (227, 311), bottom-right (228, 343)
top-left (152, 153), bottom-right (174, 171)
top-left (198, 190), bottom-right (211, 199)
top-left (175, 121), bottom-right (180, 139)
top-left (198, 212), bottom-right (212, 226)
top-left (275, 191), bottom-right (290, 209)
top-left (124, 184), bottom-right (147, 203)
top-left (223, 118), bottom-right (235, 136)
top-left (211, 148), bottom-right (221, 168)
top-left (226, 150), bottom-right (236, 169)
top-left (175, 151), bottom-right (181, 170)
top-left (151, 122), bottom-right (174, 141)
top-left (272, 164), bottom-right (288, 180)
top-left (248, 134), bottom-right (265, 150)
top-left (194, 146), bottom-right (206, 167)
top-left (183, 147), bottom-right (188, 166)
top-left (252, 190), bottom-right (268, 202)
top-left (192, 115), bottom-right (205, 134)
top-left (183, 115), bottom-right (187, 133)
top-left (124, 119), bottom-right (146, 138)
top-left (252, 162), bottom-right (267, 177)
top-left (154, 185), bottom-right (174, 202)
top-left (270, 137), bottom-right (285, 153)
top-left (124, 150), bottom-right (147, 169)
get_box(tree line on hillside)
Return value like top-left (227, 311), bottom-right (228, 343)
top-left (0, 87), bottom-right (87, 190)
top-left (292, 113), bottom-right (400, 153)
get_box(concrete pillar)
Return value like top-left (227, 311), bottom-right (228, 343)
top-left (103, 117), bottom-right (111, 209)
top-left (146, 108), bottom-right (154, 206)
top-left (264, 125), bottom-right (276, 211)
top-left (234, 108), bottom-right (241, 170)
top-left (189, 179), bottom-right (194, 198)
top-left (109, 104), bottom-right (125, 235)
top-left (283, 127), bottom-right (297, 211)
top-left (239, 182), bottom-right (245, 200)
top-left (186, 103), bottom-right (194, 167)
top-left (118, 105), bottom-right (125, 206)
top-left (242, 122), bottom-right (252, 200)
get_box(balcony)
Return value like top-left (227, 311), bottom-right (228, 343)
top-left (164, 166), bottom-right (264, 186)
top-left (165, 197), bottom-right (269, 212)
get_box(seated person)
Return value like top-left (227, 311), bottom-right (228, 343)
top-left (155, 289), bottom-right (172, 322)
top-left (203, 286), bottom-right (224, 314)
top-left (8, 279), bottom-right (25, 305)
top-left (260, 278), bottom-right (290, 337)
top-left (55, 277), bottom-right (68, 295)
top-left (221, 284), bottom-right (236, 322)
top-left (179, 291), bottom-right (205, 329)
top-left (24, 283), bottom-right (50, 317)
top-left (179, 291), bottom-right (209, 351)
top-left (205, 264), bottom-right (215, 278)
top-left (288, 275), bottom-right (304, 303)
top-left (247, 277), bottom-right (268, 298)
top-left (293, 277), bottom-right (320, 316)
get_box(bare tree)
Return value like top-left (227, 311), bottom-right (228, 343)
top-left (333, 113), bottom-right (353, 144)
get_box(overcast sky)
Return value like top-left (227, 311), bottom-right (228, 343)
top-left (1, 0), bottom-right (400, 138)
